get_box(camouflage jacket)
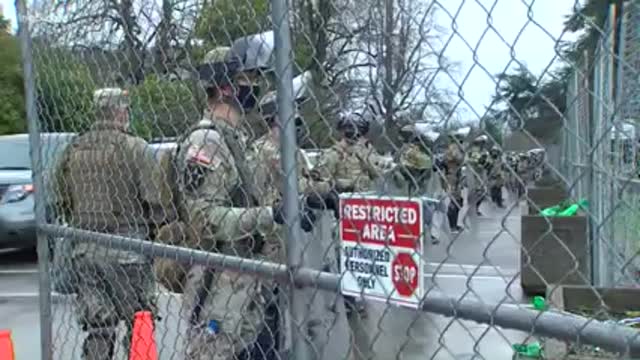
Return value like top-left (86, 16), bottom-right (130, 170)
top-left (444, 143), bottom-right (464, 177)
top-left (392, 143), bottom-right (433, 196)
top-left (174, 114), bottom-right (276, 250)
top-left (249, 134), bottom-right (330, 206)
top-left (466, 147), bottom-right (489, 172)
top-left (54, 121), bottom-right (173, 261)
top-left (311, 140), bottom-right (382, 193)
top-left (486, 156), bottom-right (505, 183)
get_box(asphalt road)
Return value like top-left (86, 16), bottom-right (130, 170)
top-left (0, 193), bottom-right (532, 360)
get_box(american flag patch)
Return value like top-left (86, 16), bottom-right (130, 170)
top-left (187, 147), bottom-right (214, 166)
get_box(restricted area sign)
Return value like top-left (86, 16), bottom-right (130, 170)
top-left (339, 195), bottom-right (424, 309)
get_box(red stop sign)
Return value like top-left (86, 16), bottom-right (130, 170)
top-left (391, 253), bottom-right (419, 297)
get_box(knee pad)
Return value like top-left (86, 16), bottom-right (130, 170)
top-left (82, 327), bottom-right (117, 360)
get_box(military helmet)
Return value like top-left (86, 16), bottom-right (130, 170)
top-left (527, 148), bottom-right (546, 167)
top-left (258, 92), bottom-right (303, 127)
top-left (527, 148), bottom-right (546, 158)
top-left (195, 46), bottom-right (239, 89)
top-left (399, 124), bottom-right (418, 142)
top-left (203, 46), bottom-right (231, 64)
top-left (473, 134), bottom-right (489, 144)
top-left (227, 30), bottom-right (275, 73)
top-left (337, 113), bottom-right (370, 137)
top-left (259, 71), bottom-right (310, 126)
top-left (489, 145), bottom-right (501, 157)
top-left (93, 87), bottom-right (129, 109)
top-left (400, 124), bottom-right (438, 147)
top-left (448, 127), bottom-right (469, 142)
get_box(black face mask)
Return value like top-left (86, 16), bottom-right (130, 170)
top-left (294, 117), bottom-right (308, 143)
top-left (342, 127), bottom-right (360, 140)
top-left (237, 85), bottom-right (261, 110)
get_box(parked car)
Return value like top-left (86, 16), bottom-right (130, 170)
top-left (0, 133), bottom-right (76, 250)
top-left (0, 132), bottom-right (176, 293)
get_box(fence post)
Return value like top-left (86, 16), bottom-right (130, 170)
top-left (604, 4), bottom-right (617, 287)
top-left (271, 0), bottom-right (312, 358)
top-left (15, 0), bottom-right (53, 359)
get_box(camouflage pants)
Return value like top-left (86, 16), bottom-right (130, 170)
top-left (441, 175), bottom-right (462, 205)
top-left (73, 256), bottom-right (156, 360)
top-left (182, 267), bottom-right (269, 360)
top-left (466, 168), bottom-right (487, 205)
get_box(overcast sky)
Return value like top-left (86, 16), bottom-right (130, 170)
top-left (1, 0), bottom-right (580, 123)
top-left (436, 0), bottom-right (579, 123)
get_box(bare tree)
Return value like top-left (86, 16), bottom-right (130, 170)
top-left (325, 0), bottom-right (453, 149)
top-left (283, 0), bottom-right (455, 149)
top-left (30, 0), bottom-right (201, 84)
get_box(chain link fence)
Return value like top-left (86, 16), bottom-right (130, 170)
top-left (562, 1), bottom-right (640, 288)
top-left (11, 0), bottom-right (640, 358)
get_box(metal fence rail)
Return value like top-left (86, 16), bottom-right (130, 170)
top-left (12, 0), bottom-right (640, 358)
top-left (40, 224), bottom-right (640, 357)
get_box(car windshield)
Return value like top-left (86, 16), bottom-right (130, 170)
top-left (0, 138), bottom-right (31, 170)
top-left (0, 134), bottom-right (172, 171)
top-left (0, 134), bottom-right (75, 171)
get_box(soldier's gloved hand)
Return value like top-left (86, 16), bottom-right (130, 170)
top-left (334, 183), bottom-right (355, 193)
top-left (305, 192), bottom-right (327, 210)
top-left (305, 189), bottom-right (340, 219)
top-left (324, 190), bottom-right (340, 219)
top-left (273, 202), bottom-right (317, 233)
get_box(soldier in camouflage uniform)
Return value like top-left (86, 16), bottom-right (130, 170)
top-left (173, 36), bottom-right (317, 360)
top-left (252, 79), bottom-right (358, 360)
top-left (466, 135), bottom-right (490, 216)
top-left (312, 113), bottom-right (382, 193)
top-left (250, 74), bottom-right (336, 261)
top-left (311, 112), bottom-right (382, 316)
top-left (252, 73), bottom-right (332, 209)
top-left (487, 146), bottom-right (505, 208)
top-left (503, 151), bottom-right (519, 196)
top-left (393, 124), bottom-right (443, 244)
top-left (395, 124), bottom-right (433, 195)
top-left (435, 133), bottom-right (465, 232)
top-left (527, 148), bottom-right (546, 182)
top-left (54, 88), bottom-right (173, 360)
top-left (515, 152), bottom-right (530, 198)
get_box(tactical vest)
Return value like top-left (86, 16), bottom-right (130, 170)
top-left (64, 126), bottom-right (150, 232)
top-left (333, 142), bottom-right (376, 192)
top-left (444, 146), bottom-right (463, 177)
top-left (168, 120), bottom-right (263, 257)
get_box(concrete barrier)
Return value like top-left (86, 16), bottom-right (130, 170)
top-left (545, 285), bottom-right (640, 359)
top-left (520, 215), bottom-right (591, 295)
top-left (525, 185), bottom-right (568, 215)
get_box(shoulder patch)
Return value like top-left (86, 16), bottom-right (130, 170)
top-left (187, 146), bottom-right (220, 167)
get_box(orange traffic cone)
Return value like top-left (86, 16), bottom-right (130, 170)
top-left (0, 330), bottom-right (15, 360)
top-left (129, 311), bottom-right (158, 360)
